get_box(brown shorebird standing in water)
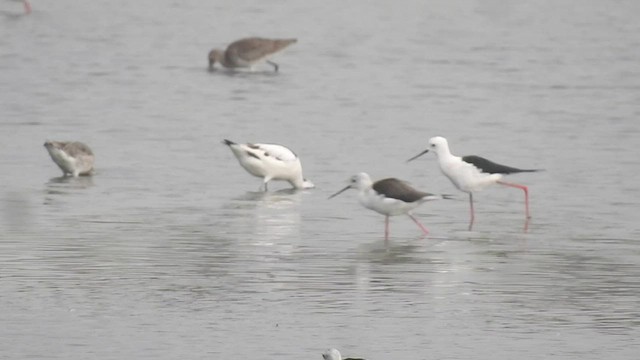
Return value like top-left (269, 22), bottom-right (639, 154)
top-left (208, 37), bottom-right (297, 72)
top-left (43, 141), bottom-right (95, 177)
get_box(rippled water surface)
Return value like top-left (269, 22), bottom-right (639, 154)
top-left (1, 1), bottom-right (639, 359)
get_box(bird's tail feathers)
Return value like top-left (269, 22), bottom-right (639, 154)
top-left (518, 168), bottom-right (544, 173)
top-left (274, 38), bottom-right (297, 50)
top-left (422, 194), bottom-right (454, 201)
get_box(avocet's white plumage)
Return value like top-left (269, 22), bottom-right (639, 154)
top-left (43, 141), bottom-right (95, 177)
top-left (223, 139), bottom-right (314, 191)
top-left (408, 136), bottom-right (540, 227)
top-left (329, 172), bottom-right (447, 240)
top-left (322, 348), bottom-right (364, 360)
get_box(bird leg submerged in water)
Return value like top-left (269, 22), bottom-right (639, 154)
top-left (266, 60), bottom-right (279, 72)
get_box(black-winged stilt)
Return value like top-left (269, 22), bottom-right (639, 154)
top-left (408, 136), bottom-right (540, 228)
top-left (329, 172), bottom-right (448, 240)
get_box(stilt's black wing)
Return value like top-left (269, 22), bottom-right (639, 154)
top-left (462, 155), bottom-right (539, 174)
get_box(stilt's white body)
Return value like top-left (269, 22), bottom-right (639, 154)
top-left (430, 137), bottom-right (502, 193)
top-left (223, 139), bottom-right (314, 190)
top-left (44, 141), bottom-right (94, 177)
top-left (355, 177), bottom-right (437, 216)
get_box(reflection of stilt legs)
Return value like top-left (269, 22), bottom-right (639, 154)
top-left (384, 216), bottom-right (389, 242)
top-left (468, 193), bottom-right (475, 231)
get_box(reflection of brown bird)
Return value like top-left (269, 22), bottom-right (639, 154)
top-left (208, 37), bottom-right (297, 72)
top-left (43, 141), bottom-right (95, 177)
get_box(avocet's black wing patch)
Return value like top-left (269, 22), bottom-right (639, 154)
top-left (246, 151), bottom-right (260, 159)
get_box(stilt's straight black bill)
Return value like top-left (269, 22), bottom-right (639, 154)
top-left (406, 149), bottom-right (429, 162)
top-left (328, 186), bottom-right (350, 199)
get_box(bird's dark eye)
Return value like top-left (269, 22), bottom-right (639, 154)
top-left (430, 144), bottom-right (436, 147)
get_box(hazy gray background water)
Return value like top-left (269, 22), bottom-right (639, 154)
top-left (1, 0), bottom-right (639, 359)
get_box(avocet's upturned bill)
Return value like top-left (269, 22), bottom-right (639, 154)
top-left (223, 139), bottom-right (314, 191)
top-left (408, 136), bottom-right (541, 228)
top-left (329, 172), bottom-right (448, 240)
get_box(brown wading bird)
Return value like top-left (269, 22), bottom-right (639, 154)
top-left (43, 141), bottom-right (95, 177)
top-left (208, 37), bottom-right (297, 72)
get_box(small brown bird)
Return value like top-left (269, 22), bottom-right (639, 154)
top-left (43, 141), bottom-right (95, 177)
top-left (208, 37), bottom-right (297, 72)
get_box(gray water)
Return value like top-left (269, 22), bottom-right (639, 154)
top-left (1, 1), bottom-right (639, 359)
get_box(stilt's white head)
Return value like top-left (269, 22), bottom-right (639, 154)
top-left (328, 172), bottom-right (372, 199)
top-left (428, 136), bottom-right (450, 156)
top-left (407, 136), bottom-right (450, 162)
top-left (322, 348), bottom-right (342, 360)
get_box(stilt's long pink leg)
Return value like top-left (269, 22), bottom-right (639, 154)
top-left (408, 214), bottom-right (429, 235)
top-left (497, 180), bottom-right (530, 218)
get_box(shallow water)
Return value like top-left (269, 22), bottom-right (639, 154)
top-left (1, 1), bottom-right (639, 359)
